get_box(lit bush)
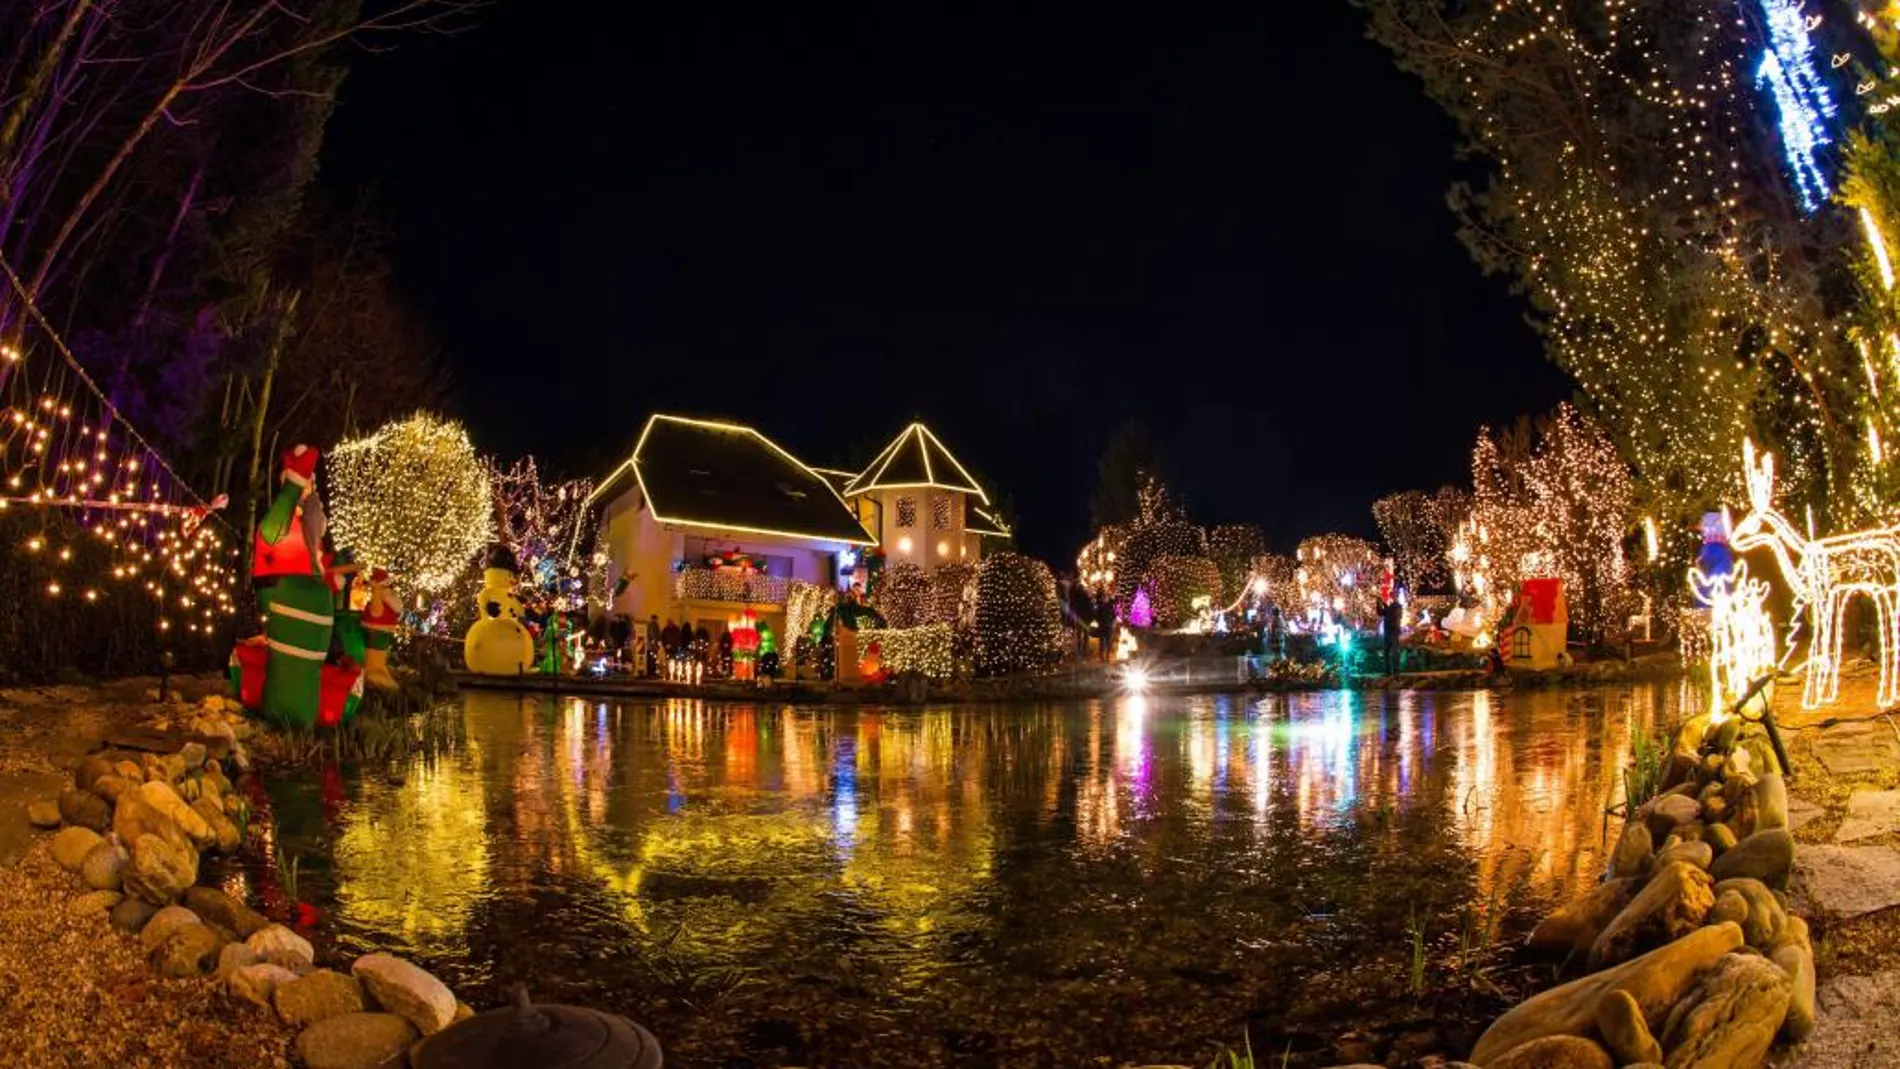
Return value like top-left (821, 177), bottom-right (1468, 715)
top-left (973, 552), bottom-right (1061, 677)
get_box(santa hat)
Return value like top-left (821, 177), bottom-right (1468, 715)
top-left (282, 444), bottom-right (321, 488)
top-left (370, 567), bottom-right (390, 584)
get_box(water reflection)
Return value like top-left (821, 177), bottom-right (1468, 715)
top-left (267, 684), bottom-right (1682, 1068)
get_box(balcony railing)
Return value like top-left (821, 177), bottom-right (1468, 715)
top-left (673, 568), bottom-right (791, 605)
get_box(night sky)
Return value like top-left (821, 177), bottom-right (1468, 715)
top-left (319, 2), bottom-right (1574, 561)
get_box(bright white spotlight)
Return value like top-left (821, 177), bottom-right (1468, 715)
top-left (1122, 665), bottom-right (1150, 693)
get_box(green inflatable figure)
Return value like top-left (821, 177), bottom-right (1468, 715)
top-left (325, 547), bottom-right (367, 723)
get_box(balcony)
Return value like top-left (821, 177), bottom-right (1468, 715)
top-left (673, 567), bottom-right (791, 605)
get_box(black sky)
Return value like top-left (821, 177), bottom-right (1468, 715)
top-left (319, 2), bottom-right (1574, 562)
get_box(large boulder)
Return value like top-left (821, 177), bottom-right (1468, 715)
top-left (1590, 862), bottom-right (1715, 968)
top-left (1470, 923), bottom-right (1743, 1065)
top-left (111, 790), bottom-right (189, 854)
top-left (184, 886), bottom-right (269, 938)
top-left (1654, 840), bottom-right (1712, 873)
top-left (1645, 795), bottom-right (1701, 842)
top-left (295, 1012), bottom-right (419, 1069)
top-left (229, 962), bottom-right (299, 1010)
top-left (1708, 828), bottom-right (1794, 889)
top-left (189, 797), bottom-right (241, 854)
top-left (1610, 823), bottom-right (1653, 879)
top-left (122, 832), bottom-right (198, 905)
top-left (131, 780), bottom-right (212, 849)
top-left (1773, 943), bottom-right (1816, 1042)
top-left (274, 968), bottom-right (367, 1027)
top-left (109, 896), bottom-right (158, 934)
top-left (1592, 989), bottom-right (1662, 1065)
top-left (217, 941), bottom-right (261, 979)
top-left (80, 841), bottom-right (127, 891)
top-left (1749, 773), bottom-right (1788, 834)
top-left (150, 921), bottom-right (224, 979)
top-left (49, 825), bottom-right (104, 871)
top-left (1528, 880), bottom-right (1635, 955)
top-left (89, 774), bottom-right (132, 805)
top-left (352, 953), bottom-right (456, 1036)
top-left (1659, 952), bottom-right (1791, 1069)
top-left (25, 799), bottom-right (60, 828)
top-left (138, 904), bottom-right (202, 951)
top-left (67, 889), bottom-right (122, 917)
top-left (246, 924), bottom-right (315, 970)
top-left (1711, 877), bottom-right (1785, 949)
top-left (56, 788), bottom-right (110, 832)
top-left (1486, 1034), bottom-right (1614, 1069)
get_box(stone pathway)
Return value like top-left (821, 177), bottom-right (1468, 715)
top-left (1788, 796), bottom-right (1823, 833)
top-left (1790, 845), bottom-right (1900, 920)
top-left (1832, 789), bottom-right (1900, 842)
top-left (1786, 971), bottom-right (1900, 1069)
top-left (1807, 721), bottom-right (1900, 778)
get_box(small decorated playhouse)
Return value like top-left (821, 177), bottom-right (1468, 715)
top-left (1504, 577), bottom-right (1567, 670)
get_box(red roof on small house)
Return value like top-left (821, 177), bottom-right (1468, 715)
top-left (1518, 578), bottom-right (1564, 625)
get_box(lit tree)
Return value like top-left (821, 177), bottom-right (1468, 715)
top-left (1373, 488), bottom-right (1465, 594)
top-left (487, 456), bottom-right (595, 611)
top-left (1355, 0), bottom-right (1860, 529)
top-left (1112, 476), bottom-right (1203, 607)
top-left (1294, 535), bottom-right (1382, 630)
top-left (327, 412), bottom-right (493, 597)
top-left (1207, 524), bottom-right (1265, 603)
top-left (1143, 555), bottom-right (1222, 630)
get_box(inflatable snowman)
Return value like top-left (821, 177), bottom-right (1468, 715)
top-left (464, 546), bottom-right (535, 675)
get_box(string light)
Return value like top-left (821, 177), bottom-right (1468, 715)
top-left (1755, 0), bottom-right (1838, 213)
top-left (1143, 555), bottom-right (1222, 630)
top-left (1295, 535), bottom-right (1381, 632)
top-left (972, 551), bottom-right (1061, 676)
top-left (328, 413), bottom-right (495, 596)
top-left (857, 623), bottom-right (955, 678)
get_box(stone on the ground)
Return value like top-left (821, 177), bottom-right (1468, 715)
top-left (67, 889), bottom-right (122, 916)
top-left (89, 773), bottom-right (131, 804)
top-left (109, 895), bottom-right (158, 934)
top-left (218, 941), bottom-right (261, 979)
top-left (1705, 823), bottom-right (1737, 855)
top-left (75, 753), bottom-right (118, 792)
top-left (1700, 796), bottom-right (1728, 823)
top-left (1791, 844), bottom-right (1900, 919)
top-left (274, 968), bottom-right (367, 1026)
top-left (56, 787), bottom-right (110, 832)
top-left (1654, 840), bottom-right (1712, 872)
top-left (184, 885), bottom-right (270, 938)
top-left (80, 840), bottom-right (126, 891)
top-left (1645, 795), bottom-right (1700, 842)
top-left (1749, 774), bottom-right (1788, 833)
top-left (1707, 889), bottom-right (1747, 929)
top-left (139, 904), bottom-right (202, 950)
top-left (1528, 879), bottom-right (1635, 954)
top-left (247, 924), bottom-right (316, 970)
top-left (1593, 989), bottom-right (1662, 1065)
top-left (132, 780), bottom-right (212, 848)
top-left (178, 741), bottom-right (206, 769)
top-left (1798, 970), bottom-right (1900, 1069)
top-left (1711, 877), bottom-right (1785, 949)
top-left (1773, 943), bottom-right (1816, 1042)
top-left (1708, 828), bottom-right (1794, 888)
top-left (1659, 951), bottom-right (1790, 1069)
top-left (1486, 1034), bottom-right (1613, 1069)
top-left (1610, 823), bottom-right (1652, 879)
top-left (1706, 717), bottom-right (1741, 754)
top-left (49, 825), bottom-right (104, 871)
top-left (1590, 861), bottom-right (1715, 968)
top-left (229, 962), bottom-right (299, 1010)
top-left (352, 952), bottom-right (456, 1036)
top-left (1769, 914), bottom-right (1811, 957)
top-left (123, 831), bottom-right (197, 904)
top-left (1722, 747), bottom-right (1752, 780)
top-left (188, 796), bottom-right (241, 853)
top-left (149, 921), bottom-right (224, 978)
top-left (1833, 789), bottom-right (1900, 843)
top-left (1809, 721), bottom-right (1900, 777)
top-left (295, 1011), bottom-right (418, 1069)
top-left (111, 790), bottom-right (188, 853)
top-left (1787, 796), bottom-right (1823, 833)
top-left (25, 799), bottom-right (60, 828)
top-left (1470, 923), bottom-right (1742, 1064)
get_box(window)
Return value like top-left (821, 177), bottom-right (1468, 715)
top-left (1512, 628), bottom-right (1531, 659)
top-left (897, 496), bottom-right (917, 528)
top-left (931, 495), bottom-right (952, 530)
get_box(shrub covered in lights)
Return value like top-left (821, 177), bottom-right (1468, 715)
top-left (872, 561), bottom-right (929, 629)
top-left (972, 551), bottom-right (1062, 677)
top-left (1142, 554), bottom-right (1222, 630)
top-left (328, 413), bottom-right (494, 597)
top-left (1207, 525), bottom-right (1264, 606)
top-left (857, 623), bottom-right (955, 679)
top-left (1295, 534), bottom-right (1381, 630)
top-left (925, 562), bottom-right (977, 627)
top-left (1253, 553), bottom-right (1299, 616)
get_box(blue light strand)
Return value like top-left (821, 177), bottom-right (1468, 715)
top-left (1755, 0), bottom-right (1839, 214)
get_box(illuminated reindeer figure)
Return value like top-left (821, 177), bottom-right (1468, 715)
top-left (1729, 440), bottom-right (1900, 709)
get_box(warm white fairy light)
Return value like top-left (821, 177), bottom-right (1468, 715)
top-left (1690, 559), bottom-right (1780, 715)
top-left (1864, 206), bottom-right (1896, 290)
top-left (329, 413), bottom-right (495, 596)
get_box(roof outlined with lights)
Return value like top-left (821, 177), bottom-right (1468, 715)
top-left (841, 423), bottom-right (991, 503)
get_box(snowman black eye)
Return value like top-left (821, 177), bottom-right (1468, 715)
top-left (485, 601), bottom-right (501, 618)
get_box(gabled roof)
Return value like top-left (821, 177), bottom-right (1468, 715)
top-left (811, 467), bottom-right (858, 498)
top-left (966, 505), bottom-right (1012, 539)
top-left (843, 423), bottom-right (990, 503)
top-left (590, 415), bottom-right (875, 545)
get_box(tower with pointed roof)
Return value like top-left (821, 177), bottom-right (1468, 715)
top-left (842, 423), bottom-right (1009, 572)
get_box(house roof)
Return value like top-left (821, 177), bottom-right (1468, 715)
top-left (966, 505), bottom-right (1012, 539)
top-left (592, 415), bottom-right (875, 545)
top-left (1517, 577), bottom-right (1565, 625)
top-left (811, 467), bottom-right (857, 498)
top-left (843, 423), bottom-right (990, 503)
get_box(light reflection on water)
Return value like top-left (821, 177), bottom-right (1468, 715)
top-left (264, 684), bottom-right (1681, 1068)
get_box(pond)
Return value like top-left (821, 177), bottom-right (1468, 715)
top-left (238, 683), bottom-right (1692, 1068)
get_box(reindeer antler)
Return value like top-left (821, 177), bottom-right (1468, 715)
top-left (1742, 437), bottom-right (1776, 511)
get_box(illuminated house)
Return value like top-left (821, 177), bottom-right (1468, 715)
top-left (1504, 577), bottom-right (1568, 671)
top-left (590, 415), bottom-right (1007, 638)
